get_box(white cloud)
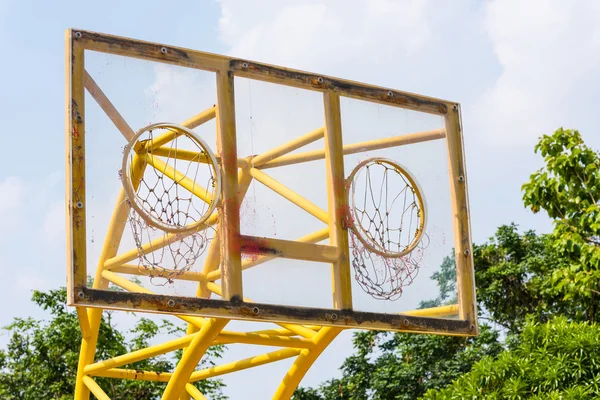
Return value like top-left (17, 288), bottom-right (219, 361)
top-left (0, 176), bottom-right (25, 233)
top-left (219, 0), bottom-right (432, 73)
top-left (474, 0), bottom-right (600, 146)
top-left (42, 200), bottom-right (65, 246)
top-left (146, 63), bottom-right (217, 124)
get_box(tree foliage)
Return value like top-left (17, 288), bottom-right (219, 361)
top-left (0, 287), bottom-right (226, 399)
top-left (473, 224), bottom-right (572, 332)
top-left (297, 128), bottom-right (600, 399)
top-left (294, 325), bottom-right (501, 400)
top-left (422, 317), bottom-right (600, 399)
top-left (522, 128), bottom-right (600, 322)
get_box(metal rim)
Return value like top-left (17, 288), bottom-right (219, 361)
top-left (345, 157), bottom-right (427, 258)
top-left (121, 122), bottom-right (221, 234)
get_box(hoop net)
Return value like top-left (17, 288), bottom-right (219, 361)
top-left (346, 158), bottom-right (427, 300)
top-left (121, 123), bottom-right (220, 284)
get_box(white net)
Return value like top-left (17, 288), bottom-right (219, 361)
top-left (121, 123), bottom-right (220, 284)
top-left (347, 158), bottom-right (427, 300)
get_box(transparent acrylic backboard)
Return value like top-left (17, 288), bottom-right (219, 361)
top-left (66, 29), bottom-right (478, 336)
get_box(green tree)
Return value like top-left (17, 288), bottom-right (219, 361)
top-left (0, 287), bottom-right (226, 399)
top-left (296, 128), bottom-right (600, 399)
top-left (522, 128), bottom-right (600, 322)
top-left (473, 224), bottom-right (572, 332)
top-left (294, 325), bottom-right (502, 400)
top-left (293, 252), bottom-right (503, 400)
top-left (422, 317), bottom-right (600, 399)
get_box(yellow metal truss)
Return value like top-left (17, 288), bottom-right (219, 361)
top-left (66, 29), bottom-right (476, 399)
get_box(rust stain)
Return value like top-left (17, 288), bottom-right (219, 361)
top-left (229, 59), bottom-right (449, 115)
top-left (82, 288), bottom-right (475, 336)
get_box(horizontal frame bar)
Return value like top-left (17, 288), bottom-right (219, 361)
top-left (71, 29), bottom-right (455, 115)
top-left (75, 288), bottom-right (476, 336)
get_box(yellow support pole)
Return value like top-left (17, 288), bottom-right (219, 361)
top-left (213, 331), bottom-right (312, 348)
top-left (260, 128), bottom-right (446, 169)
top-left (250, 126), bottom-right (324, 167)
top-left (185, 167), bottom-right (253, 335)
top-left (189, 348), bottom-right (302, 382)
top-left (206, 227), bottom-right (329, 281)
top-left (403, 304), bottom-right (459, 318)
top-left (323, 91), bottom-right (353, 310)
top-left (83, 69), bottom-right (135, 141)
top-left (75, 185), bottom-right (140, 400)
top-left (82, 376), bottom-right (111, 400)
top-left (93, 368), bottom-right (172, 382)
top-left (145, 154), bottom-right (215, 203)
top-left (150, 147), bottom-right (250, 168)
top-left (84, 333), bottom-right (197, 375)
top-left (186, 384), bottom-right (209, 400)
top-left (76, 307), bottom-right (91, 339)
top-left (240, 235), bottom-right (338, 263)
top-left (250, 168), bottom-right (329, 223)
top-left (148, 105), bottom-right (217, 151)
top-left (161, 318), bottom-right (229, 400)
top-left (107, 263), bottom-right (206, 282)
top-left (273, 327), bottom-right (342, 399)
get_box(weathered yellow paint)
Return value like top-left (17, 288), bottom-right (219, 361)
top-left (66, 29), bottom-right (87, 302)
top-left (445, 106), bottom-right (478, 333)
top-left (215, 69), bottom-right (243, 301)
top-left (94, 368), bottom-right (173, 382)
top-left (240, 235), bottom-right (338, 264)
top-left (206, 227), bottom-right (330, 281)
top-left (323, 91), bottom-right (353, 310)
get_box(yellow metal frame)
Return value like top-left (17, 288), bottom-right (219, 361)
top-left (66, 29), bottom-right (477, 399)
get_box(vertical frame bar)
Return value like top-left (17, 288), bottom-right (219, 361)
top-left (66, 29), bottom-right (87, 304)
top-left (215, 69), bottom-right (243, 300)
top-left (323, 91), bottom-right (353, 310)
top-left (444, 104), bottom-right (478, 332)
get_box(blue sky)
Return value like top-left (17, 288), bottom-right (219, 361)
top-left (2, 0), bottom-right (600, 398)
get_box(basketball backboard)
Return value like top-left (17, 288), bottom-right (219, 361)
top-left (66, 29), bottom-right (477, 337)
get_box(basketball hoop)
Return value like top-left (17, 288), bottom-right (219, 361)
top-left (346, 157), bottom-right (427, 299)
top-left (120, 122), bottom-right (221, 283)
